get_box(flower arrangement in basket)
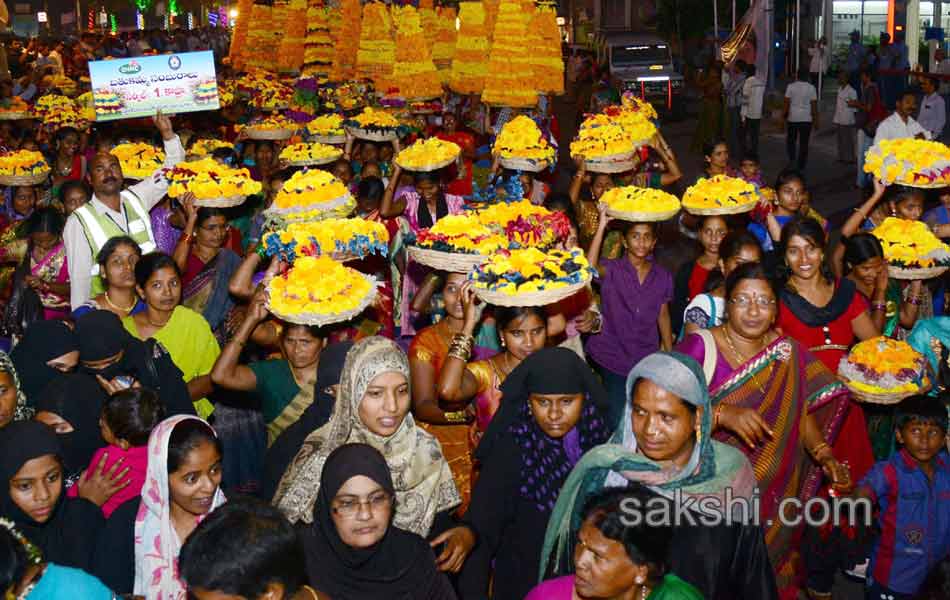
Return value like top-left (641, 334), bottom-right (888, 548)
top-left (600, 186), bottom-right (681, 222)
top-left (410, 200), bottom-right (571, 271)
top-left (344, 107), bottom-right (403, 141)
top-left (242, 115), bottom-right (297, 140)
top-left (110, 143), bottom-right (165, 180)
top-left (570, 96), bottom-right (657, 172)
top-left (494, 116), bottom-right (556, 172)
top-left (165, 158), bottom-right (261, 208)
top-left (188, 139), bottom-right (234, 159)
top-left (33, 94), bottom-right (76, 118)
top-left (470, 247), bottom-right (595, 306)
top-left (263, 218), bottom-right (390, 263)
top-left (0, 150), bottom-right (50, 185)
top-left (872, 216), bottom-right (950, 279)
top-left (682, 175), bottom-right (760, 215)
top-left (91, 89), bottom-right (124, 117)
top-left (41, 104), bottom-right (89, 131)
top-left (279, 142), bottom-right (343, 167)
top-left (251, 79), bottom-right (293, 111)
top-left (265, 168), bottom-right (356, 224)
top-left (838, 337), bottom-right (929, 404)
top-left (193, 80), bottom-right (219, 105)
top-left (306, 114), bottom-right (346, 143)
top-left (266, 255), bottom-right (377, 326)
top-left (395, 138), bottom-right (460, 172)
top-left (863, 138), bottom-right (950, 188)
top-left (0, 97), bottom-right (31, 120)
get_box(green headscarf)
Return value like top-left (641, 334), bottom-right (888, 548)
top-left (539, 352), bottom-right (756, 580)
top-left (0, 350), bottom-right (30, 424)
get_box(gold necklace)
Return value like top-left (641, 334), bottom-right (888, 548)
top-left (723, 327), bottom-right (750, 364)
top-left (103, 291), bottom-right (136, 313)
top-left (146, 311), bottom-right (172, 329)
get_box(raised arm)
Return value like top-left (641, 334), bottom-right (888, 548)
top-left (210, 289), bottom-right (267, 392)
top-left (380, 164), bottom-right (408, 218)
top-left (437, 282), bottom-right (483, 403)
top-left (171, 194), bottom-right (198, 274)
top-left (586, 203), bottom-right (611, 277)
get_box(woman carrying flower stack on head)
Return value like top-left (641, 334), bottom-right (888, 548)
top-left (437, 286), bottom-right (548, 452)
top-left (410, 272), bottom-right (500, 513)
top-left (569, 155), bottom-right (617, 257)
top-left (615, 133), bottom-right (683, 190)
top-left (488, 156), bottom-right (551, 206)
top-left (676, 262), bottom-right (853, 600)
top-left (586, 203), bottom-right (673, 431)
top-left (671, 215), bottom-right (729, 337)
top-left (381, 163), bottom-right (466, 337)
top-left (435, 111), bottom-right (476, 198)
top-left (47, 126), bottom-right (85, 195)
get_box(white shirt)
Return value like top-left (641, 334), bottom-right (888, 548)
top-left (808, 46), bottom-right (828, 74)
top-left (741, 76), bottom-right (766, 120)
top-left (64, 135), bottom-right (185, 309)
top-left (918, 92), bottom-right (946, 138)
top-left (785, 81), bottom-right (817, 123)
top-left (873, 112), bottom-right (931, 146)
top-left (833, 84), bottom-right (858, 126)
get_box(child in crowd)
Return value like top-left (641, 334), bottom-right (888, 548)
top-left (855, 395), bottom-right (950, 600)
top-left (738, 152), bottom-right (764, 186)
top-left (67, 388), bottom-right (165, 517)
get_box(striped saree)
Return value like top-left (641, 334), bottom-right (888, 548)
top-left (709, 336), bottom-right (850, 600)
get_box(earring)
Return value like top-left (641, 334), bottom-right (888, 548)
top-left (695, 428), bottom-right (701, 443)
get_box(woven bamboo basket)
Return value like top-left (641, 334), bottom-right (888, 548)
top-left (408, 246), bottom-right (487, 273)
top-left (193, 195), bottom-right (247, 208)
top-left (0, 171), bottom-right (50, 186)
top-left (345, 126), bottom-right (398, 142)
top-left (499, 157), bottom-right (549, 172)
top-left (395, 155), bottom-right (456, 173)
top-left (0, 112), bottom-right (32, 121)
top-left (266, 274), bottom-right (377, 326)
top-left (888, 265), bottom-right (949, 280)
top-left (265, 193), bottom-right (354, 217)
top-left (245, 128), bottom-right (295, 141)
top-left (844, 381), bottom-right (917, 405)
top-left (682, 201), bottom-right (758, 216)
top-left (606, 206), bottom-right (680, 223)
top-left (473, 279), bottom-right (590, 307)
top-left (584, 152), bottom-right (638, 174)
top-left (285, 152), bottom-right (343, 168)
top-left (310, 134), bottom-right (346, 145)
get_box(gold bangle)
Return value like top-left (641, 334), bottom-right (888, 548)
top-left (444, 410), bottom-right (468, 423)
top-left (809, 441), bottom-right (831, 461)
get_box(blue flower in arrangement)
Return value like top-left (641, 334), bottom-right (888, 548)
top-left (467, 172), bottom-right (526, 205)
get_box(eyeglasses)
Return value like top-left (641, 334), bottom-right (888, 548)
top-left (729, 295), bottom-right (776, 308)
top-left (331, 491), bottom-right (392, 518)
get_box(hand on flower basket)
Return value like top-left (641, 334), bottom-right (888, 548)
top-left (460, 281), bottom-right (486, 333)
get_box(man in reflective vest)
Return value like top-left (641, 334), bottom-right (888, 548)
top-left (64, 111), bottom-right (184, 309)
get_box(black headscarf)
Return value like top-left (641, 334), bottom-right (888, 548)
top-left (262, 341), bottom-right (351, 501)
top-left (301, 443), bottom-right (457, 600)
top-left (34, 373), bottom-right (107, 482)
top-left (10, 320), bottom-right (78, 403)
top-left (0, 421), bottom-right (103, 570)
top-left (74, 310), bottom-right (128, 365)
top-left (477, 347), bottom-right (612, 512)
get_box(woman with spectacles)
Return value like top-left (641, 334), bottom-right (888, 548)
top-left (172, 197), bottom-right (241, 343)
top-left (300, 443), bottom-right (457, 599)
top-left (676, 260), bottom-right (852, 600)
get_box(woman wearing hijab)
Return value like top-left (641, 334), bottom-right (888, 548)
top-left (32, 374), bottom-right (108, 487)
top-left (9, 320), bottom-right (78, 404)
top-left (274, 337), bottom-right (471, 572)
top-left (541, 352), bottom-right (779, 600)
top-left (303, 443), bottom-right (457, 600)
top-left (133, 415), bottom-right (226, 600)
top-left (0, 421), bottom-right (126, 572)
top-left (458, 347), bottom-right (611, 600)
top-left (0, 350), bottom-right (30, 429)
top-left (261, 341), bottom-right (351, 502)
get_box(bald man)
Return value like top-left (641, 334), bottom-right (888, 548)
top-left (63, 112), bottom-right (184, 308)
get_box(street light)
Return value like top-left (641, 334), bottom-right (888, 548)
top-left (229, 9), bottom-right (238, 18)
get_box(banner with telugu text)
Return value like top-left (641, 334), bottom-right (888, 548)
top-left (88, 51), bottom-right (219, 122)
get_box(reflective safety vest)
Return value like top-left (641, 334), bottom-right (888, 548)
top-left (73, 190), bottom-right (157, 296)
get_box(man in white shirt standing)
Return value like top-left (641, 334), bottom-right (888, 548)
top-left (64, 112), bottom-right (184, 309)
top-left (917, 76), bottom-right (946, 141)
top-left (833, 70), bottom-right (858, 163)
top-left (783, 68), bottom-right (819, 170)
top-left (873, 90), bottom-right (930, 145)
top-left (808, 37), bottom-right (829, 86)
top-left (741, 63), bottom-right (766, 155)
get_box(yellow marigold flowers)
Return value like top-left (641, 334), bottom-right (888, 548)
top-left (110, 143), bottom-right (165, 179)
top-left (279, 143), bottom-right (343, 165)
top-left (682, 175), bottom-right (759, 214)
top-left (839, 336), bottom-right (927, 396)
top-left (600, 186), bottom-right (681, 219)
top-left (189, 139), bottom-right (234, 158)
top-left (470, 247), bottom-right (593, 295)
top-left (33, 95), bottom-right (75, 117)
top-left (347, 107), bottom-right (401, 130)
top-left (166, 158), bottom-right (262, 201)
top-left (872, 217), bottom-right (950, 268)
top-left (0, 150), bottom-right (49, 177)
top-left (273, 168), bottom-right (353, 211)
top-left (864, 138), bottom-right (950, 187)
top-left (307, 114), bottom-right (345, 137)
top-left (264, 218), bottom-right (389, 260)
top-left (494, 116), bottom-right (556, 163)
top-left (243, 115), bottom-right (297, 132)
top-left (395, 138), bottom-right (460, 171)
top-left (475, 199), bottom-right (547, 226)
top-left (423, 214), bottom-right (509, 253)
top-left (267, 255), bottom-right (374, 320)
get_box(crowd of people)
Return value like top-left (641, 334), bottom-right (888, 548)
top-left (0, 25), bottom-right (947, 600)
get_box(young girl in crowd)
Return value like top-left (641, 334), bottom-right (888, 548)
top-left (65, 388), bottom-right (164, 517)
top-left (671, 215), bottom-right (728, 335)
